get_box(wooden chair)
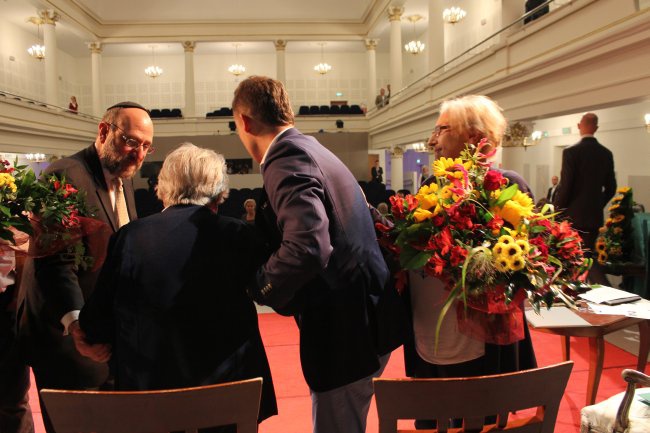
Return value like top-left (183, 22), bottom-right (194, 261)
top-left (40, 378), bottom-right (262, 433)
top-left (373, 361), bottom-right (573, 433)
top-left (581, 369), bottom-right (650, 433)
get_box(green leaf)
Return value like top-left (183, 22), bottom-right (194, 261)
top-left (434, 285), bottom-right (460, 354)
top-left (494, 183), bottom-right (519, 207)
top-left (0, 205), bottom-right (11, 218)
top-left (399, 247), bottom-right (432, 270)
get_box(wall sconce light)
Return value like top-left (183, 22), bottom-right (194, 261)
top-left (531, 130), bottom-right (543, 143)
top-left (26, 153), bottom-right (46, 162)
top-left (645, 113), bottom-right (650, 133)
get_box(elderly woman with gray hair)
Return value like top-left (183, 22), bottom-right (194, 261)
top-left (78, 143), bottom-right (277, 431)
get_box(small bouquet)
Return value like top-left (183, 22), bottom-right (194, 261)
top-left (0, 160), bottom-right (105, 270)
top-left (596, 187), bottom-right (634, 265)
top-left (377, 140), bottom-right (592, 346)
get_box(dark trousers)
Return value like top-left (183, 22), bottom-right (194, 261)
top-left (0, 286), bottom-right (34, 433)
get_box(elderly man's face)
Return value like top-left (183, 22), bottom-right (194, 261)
top-left (98, 108), bottom-right (153, 178)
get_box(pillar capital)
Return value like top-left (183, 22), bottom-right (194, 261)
top-left (391, 146), bottom-right (404, 157)
top-left (387, 6), bottom-right (404, 22)
top-left (88, 42), bottom-right (102, 54)
top-left (274, 40), bottom-right (287, 51)
top-left (182, 41), bottom-right (196, 52)
top-left (365, 39), bottom-right (378, 50)
top-left (38, 9), bottom-right (60, 25)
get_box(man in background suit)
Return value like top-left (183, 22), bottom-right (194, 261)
top-left (233, 76), bottom-right (391, 433)
top-left (554, 112), bottom-right (616, 285)
top-left (18, 101), bottom-right (153, 433)
top-left (371, 159), bottom-right (384, 183)
top-left (546, 175), bottom-right (559, 202)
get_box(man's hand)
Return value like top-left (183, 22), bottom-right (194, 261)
top-left (69, 320), bottom-right (112, 363)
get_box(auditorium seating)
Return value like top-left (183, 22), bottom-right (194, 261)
top-left (150, 108), bottom-right (183, 118)
top-left (206, 107), bottom-right (233, 118)
top-left (295, 104), bottom-right (365, 116)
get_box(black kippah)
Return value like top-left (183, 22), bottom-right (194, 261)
top-left (106, 101), bottom-right (150, 114)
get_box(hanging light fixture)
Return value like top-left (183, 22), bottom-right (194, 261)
top-left (26, 17), bottom-right (45, 60)
top-left (314, 42), bottom-right (332, 75)
top-left (26, 153), bottom-right (46, 162)
top-left (144, 46), bottom-right (163, 78)
top-left (228, 43), bottom-right (246, 76)
top-left (404, 15), bottom-right (425, 55)
top-left (442, 6), bottom-right (467, 24)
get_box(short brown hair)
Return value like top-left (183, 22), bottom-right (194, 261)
top-left (232, 76), bottom-right (294, 126)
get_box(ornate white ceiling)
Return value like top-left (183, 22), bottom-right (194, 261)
top-left (2, 0), bottom-right (434, 56)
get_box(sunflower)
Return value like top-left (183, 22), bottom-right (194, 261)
top-left (507, 255), bottom-right (526, 271)
top-left (413, 208), bottom-right (434, 223)
top-left (493, 190), bottom-right (535, 227)
top-left (612, 214), bottom-right (625, 223)
top-left (432, 157), bottom-right (473, 178)
top-left (494, 256), bottom-right (509, 272)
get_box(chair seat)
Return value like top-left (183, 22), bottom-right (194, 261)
top-left (581, 389), bottom-right (650, 433)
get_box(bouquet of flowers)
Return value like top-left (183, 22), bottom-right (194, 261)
top-left (377, 140), bottom-right (592, 345)
top-left (596, 187), bottom-right (634, 265)
top-left (0, 159), bottom-right (105, 270)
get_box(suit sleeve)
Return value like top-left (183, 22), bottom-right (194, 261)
top-left (79, 232), bottom-right (121, 344)
top-left (602, 151), bottom-right (617, 206)
top-left (554, 149), bottom-right (573, 209)
top-left (256, 150), bottom-right (333, 310)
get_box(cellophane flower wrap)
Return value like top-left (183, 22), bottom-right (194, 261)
top-left (376, 140), bottom-right (592, 346)
top-left (0, 160), bottom-right (110, 271)
top-left (596, 187), bottom-right (634, 265)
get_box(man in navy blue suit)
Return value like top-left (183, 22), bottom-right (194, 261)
top-left (232, 76), bottom-right (391, 433)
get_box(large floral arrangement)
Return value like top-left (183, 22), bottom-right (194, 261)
top-left (0, 159), bottom-right (104, 270)
top-left (596, 187), bottom-right (634, 265)
top-left (377, 140), bottom-right (592, 345)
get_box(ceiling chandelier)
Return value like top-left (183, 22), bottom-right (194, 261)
top-left (314, 42), bottom-right (332, 75)
top-left (404, 15), bottom-right (425, 55)
top-left (26, 153), bottom-right (46, 162)
top-left (27, 17), bottom-right (45, 60)
top-left (443, 6), bottom-right (467, 24)
top-left (228, 43), bottom-right (246, 76)
top-left (144, 46), bottom-right (163, 78)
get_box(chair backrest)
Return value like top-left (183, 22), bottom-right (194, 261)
top-left (40, 378), bottom-right (262, 433)
top-left (374, 361), bottom-right (573, 433)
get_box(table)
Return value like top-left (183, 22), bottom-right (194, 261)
top-left (527, 309), bottom-right (650, 405)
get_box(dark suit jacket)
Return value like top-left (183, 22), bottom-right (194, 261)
top-left (79, 205), bottom-right (277, 421)
top-left (371, 166), bottom-right (383, 183)
top-left (254, 128), bottom-right (390, 392)
top-left (554, 136), bottom-right (616, 229)
top-left (18, 144), bottom-right (135, 389)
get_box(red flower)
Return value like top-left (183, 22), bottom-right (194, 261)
top-left (529, 236), bottom-right (549, 259)
top-left (62, 183), bottom-right (78, 199)
top-left (53, 180), bottom-right (61, 191)
top-left (425, 254), bottom-right (446, 276)
top-left (486, 215), bottom-right (504, 234)
top-left (62, 209), bottom-right (80, 228)
top-left (449, 245), bottom-right (468, 267)
top-left (483, 170), bottom-right (505, 191)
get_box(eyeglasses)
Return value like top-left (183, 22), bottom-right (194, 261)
top-left (110, 123), bottom-right (154, 154)
top-left (433, 125), bottom-right (450, 138)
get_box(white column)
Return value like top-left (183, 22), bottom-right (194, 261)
top-left (89, 42), bottom-right (103, 117)
top-left (390, 146), bottom-right (404, 191)
top-left (40, 10), bottom-right (59, 106)
top-left (274, 40), bottom-right (287, 84)
top-left (427, 0), bottom-right (445, 74)
top-left (388, 6), bottom-right (404, 91)
top-left (365, 39), bottom-right (378, 108)
top-left (183, 41), bottom-right (196, 117)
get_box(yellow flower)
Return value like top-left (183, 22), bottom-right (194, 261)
top-left (417, 193), bottom-right (438, 210)
top-left (494, 257), bottom-right (509, 273)
top-left (432, 157), bottom-right (472, 177)
top-left (608, 204), bottom-right (620, 212)
top-left (612, 227), bottom-right (623, 235)
top-left (617, 187), bottom-right (630, 194)
top-left (595, 240), bottom-right (606, 252)
top-left (507, 255), bottom-right (526, 271)
top-left (515, 239), bottom-right (530, 254)
top-left (438, 185), bottom-right (453, 200)
top-left (598, 227), bottom-right (607, 234)
top-left (598, 252), bottom-right (608, 264)
top-left (0, 173), bottom-right (17, 193)
top-left (498, 235), bottom-right (515, 245)
top-left (492, 243), bottom-right (505, 255)
top-left (417, 183), bottom-right (439, 196)
top-left (493, 191), bottom-right (534, 227)
top-left (413, 208), bottom-right (434, 222)
top-left (503, 243), bottom-right (523, 258)
top-left (612, 214), bottom-right (625, 223)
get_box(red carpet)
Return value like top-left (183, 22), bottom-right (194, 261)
top-left (29, 312), bottom-right (648, 433)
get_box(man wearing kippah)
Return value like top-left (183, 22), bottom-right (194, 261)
top-left (18, 102), bottom-right (154, 433)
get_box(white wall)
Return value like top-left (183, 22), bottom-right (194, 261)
top-left (502, 100), bottom-right (650, 207)
top-left (0, 19), bottom-right (46, 102)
